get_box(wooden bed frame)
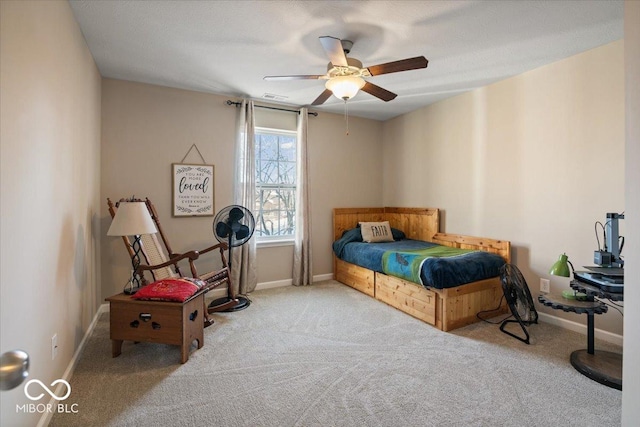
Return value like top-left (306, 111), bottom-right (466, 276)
top-left (333, 207), bottom-right (511, 332)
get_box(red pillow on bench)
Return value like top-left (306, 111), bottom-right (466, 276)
top-left (131, 277), bottom-right (207, 302)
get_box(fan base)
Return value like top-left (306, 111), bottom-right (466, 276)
top-left (208, 296), bottom-right (251, 312)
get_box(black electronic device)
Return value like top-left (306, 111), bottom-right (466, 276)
top-left (593, 212), bottom-right (624, 268)
top-left (574, 271), bottom-right (624, 293)
top-left (582, 266), bottom-right (625, 276)
top-left (593, 250), bottom-right (612, 266)
top-left (578, 212), bottom-right (626, 293)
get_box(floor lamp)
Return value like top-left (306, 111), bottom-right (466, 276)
top-left (107, 201), bottom-right (158, 294)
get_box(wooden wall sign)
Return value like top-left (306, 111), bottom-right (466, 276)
top-left (172, 163), bottom-right (214, 216)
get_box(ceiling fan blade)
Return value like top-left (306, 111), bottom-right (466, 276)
top-left (361, 81), bottom-right (397, 102)
top-left (367, 56), bottom-right (428, 76)
top-left (319, 36), bottom-right (348, 67)
top-left (264, 75), bottom-right (324, 81)
top-left (311, 89), bottom-right (333, 106)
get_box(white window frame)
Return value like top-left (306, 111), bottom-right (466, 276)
top-left (254, 126), bottom-right (297, 246)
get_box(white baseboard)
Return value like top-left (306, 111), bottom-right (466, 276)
top-left (257, 278), bottom-right (293, 290)
top-left (313, 273), bottom-right (334, 282)
top-left (538, 312), bottom-right (623, 347)
top-left (204, 278), bottom-right (293, 302)
top-left (206, 273), bottom-right (335, 300)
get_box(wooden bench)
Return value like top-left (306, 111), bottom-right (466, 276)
top-left (106, 292), bottom-right (205, 363)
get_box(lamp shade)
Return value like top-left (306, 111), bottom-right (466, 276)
top-left (549, 253), bottom-right (571, 277)
top-left (107, 201), bottom-right (157, 237)
top-left (325, 76), bottom-right (366, 101)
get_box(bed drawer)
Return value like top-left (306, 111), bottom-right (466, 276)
top-left (375, 273), bottom-right (437, 326)
top-left (335, 258), bottom-right (375, 297)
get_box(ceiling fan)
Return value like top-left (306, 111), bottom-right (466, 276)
top-left (264, 36), bottom-right (428, 106)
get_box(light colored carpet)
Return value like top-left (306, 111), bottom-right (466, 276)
top-left (50, 281), bottom-right (621, 427)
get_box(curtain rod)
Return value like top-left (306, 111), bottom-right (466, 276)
top-left (226, 100), bottom-right (318, 117)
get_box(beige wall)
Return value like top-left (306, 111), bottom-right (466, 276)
top-left (622, 1), bottom-right (640, 424)
top-left (100, 79), bottom-right (383, 299)
top-left (100, 80), bottom-right (235, 299)
top-left (382, 41), bottom-right (625, 336)
top-left (0, 1), bottom-right (102, 426)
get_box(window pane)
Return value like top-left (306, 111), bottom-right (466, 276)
top-left (254, 128), bottom-right (297, 240)
top-left (255, 188), bottom-right (296, 237)
top-left (280, 161), bottom-right (296, 185)
top-left (259, 159), bottom-right (279, 184)
top-left (258, 134), bottom-right (278, 161)
top-left (280, 136), bottom-right (296, 161)
top-left (262, 188), bottom-right (281, 211)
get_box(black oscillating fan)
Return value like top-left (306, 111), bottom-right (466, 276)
top-left (499, 264), bottom-right (538, 344)
top-left (208, 205), bottom-right (255, 312)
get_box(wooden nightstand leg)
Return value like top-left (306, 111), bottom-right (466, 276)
top-left (180, 344), bottom-right (189, 364)
top-left (112, 339), bottom-right (123, 358)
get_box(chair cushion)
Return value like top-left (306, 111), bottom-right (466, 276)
top-left (131, 277), bottom-right (207, 302)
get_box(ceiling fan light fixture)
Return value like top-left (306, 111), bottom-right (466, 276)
top-left (325, 76), bottom-right (365, 101)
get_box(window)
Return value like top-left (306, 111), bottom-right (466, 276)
top-left (254, 127), bottom-right (297, 242)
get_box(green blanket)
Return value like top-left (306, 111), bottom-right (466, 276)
top-left (382, 245), bottom-right (478, 285)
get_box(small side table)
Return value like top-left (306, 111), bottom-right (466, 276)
top-left (106, 292), bottom-right (205, 364)
top-left (538, 293), bottom-right (621, 390)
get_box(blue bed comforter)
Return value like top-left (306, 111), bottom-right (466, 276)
top-left (332, 228), bottom-right (505, 289)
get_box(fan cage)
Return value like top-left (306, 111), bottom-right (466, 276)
top-left (499, 264), bottom-right (539, 344)
top-left (213, 205), bottom-right (256, 248)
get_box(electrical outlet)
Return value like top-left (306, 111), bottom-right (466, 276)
top-left (51, 334), bottom-right (58, 360)
top-left (540, 278), bottom-right (550, 293)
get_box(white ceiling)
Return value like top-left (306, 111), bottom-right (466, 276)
top-left (69, 0), bottom-right (623, 121)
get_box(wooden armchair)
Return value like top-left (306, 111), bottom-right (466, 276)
top-left (107, 198), bottom-right (238, 326)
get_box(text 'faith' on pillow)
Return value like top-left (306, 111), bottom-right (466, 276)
top-left (359, 221), bottom-right (395, 243)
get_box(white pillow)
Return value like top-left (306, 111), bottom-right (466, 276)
top-left (360, 221), bottom-right (394, 243)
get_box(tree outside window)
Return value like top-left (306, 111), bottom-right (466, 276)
top-left (254, 128), bottom-right (297, 240)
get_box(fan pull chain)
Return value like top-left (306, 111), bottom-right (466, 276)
top-left (344, 99), bottom-right (350, 135)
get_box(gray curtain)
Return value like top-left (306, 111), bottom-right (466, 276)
top-left (232, 99), bottom-right (257, 295)
top-left (293, 107), bottom-right (313, 286)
